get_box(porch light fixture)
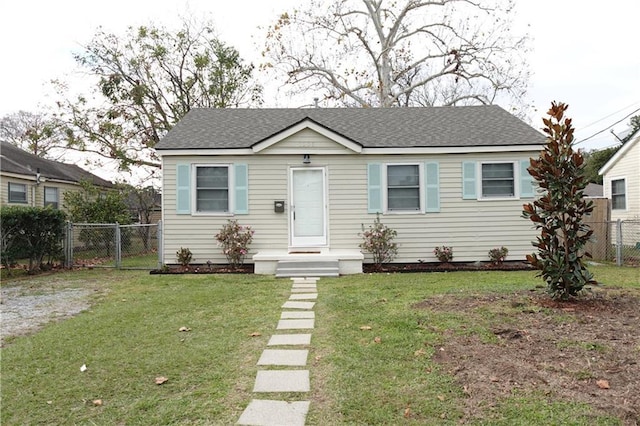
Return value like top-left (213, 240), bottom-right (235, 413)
top-left (302, 154), bottom-right (311, 164)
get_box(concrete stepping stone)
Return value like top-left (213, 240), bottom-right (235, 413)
top-left (291, 283), bottom-right (317, 289)
top-left (291, 287), bottom-right (318, 293)
top-left (282, 301), bottom-right (315, 310)
top-left (289, 293), bottom-right (318, 300)
top-left (267, 334), bottom-right (312, 346)
top-left (291, 277), bottom-right (318, 283)
top-left (254, 370), bottom-right (310, 392)
top-left (257, 349), bottom-right (308, 366)
top-left (237, 399), bottom-right (310, 426)
top-left (281, 311), bottom-right (314, 319)
top-left (277, 319), bottom-right (315, 330)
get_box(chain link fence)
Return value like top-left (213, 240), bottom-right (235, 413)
top-left (64, 222), bottom-right (162, 269)
top-left (586, 220), bottom-right (640, 266)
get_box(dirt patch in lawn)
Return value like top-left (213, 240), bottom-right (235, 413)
top-left (414, 287), bottom-right (640, 424)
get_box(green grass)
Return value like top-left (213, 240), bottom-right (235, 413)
top-left (1, 265), bottom-right (638, 424)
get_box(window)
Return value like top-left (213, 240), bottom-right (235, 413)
top-left (8, 182), bottom-right (27, 203)
top-left (387, 164), bottom-right (420, 211)
top-left (195, 165), bottom-right (229, 212)
top-left (44, 186), bottom-right (59, 209)
top-left (611, 179), bottom-right (626, 210)
top-left (481, 162), bottom-right (515, 198)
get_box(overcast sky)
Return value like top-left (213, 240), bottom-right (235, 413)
top-left (1, 0), bottom-right (638, 155)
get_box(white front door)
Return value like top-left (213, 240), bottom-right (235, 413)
top-left (290, 167), bottom-right (327, 247)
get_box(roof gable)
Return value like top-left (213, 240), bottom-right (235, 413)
top-left (156, 105), bottom-right (545, 151)
top-left (252, 119), bottom-right (362, 154)
top-left (599, 134), bottom-right (640, 176)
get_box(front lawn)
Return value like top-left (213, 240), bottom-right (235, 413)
top-left (1, 266), bottom-right (638, 424)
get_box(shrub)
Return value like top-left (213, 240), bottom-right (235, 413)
top-left (215, 220), bottom-right (254, 267)
top-left (488, 246), bottom-right (509, 265)
top-left (0, 206), bottom-right (67, 273)
top-left (433, 245), bottom-right (453, 263)
top-left (522, 102), bottom-right (595, 300)
top-left (359, 213), bottom-right (398, 268)
top-left (176, 247), bottom-right (193, 266)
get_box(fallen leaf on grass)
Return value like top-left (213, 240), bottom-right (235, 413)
top-left (92, 399), bottom-right (103, 406)
top-left (437, 395), bottom-right (445, 401)
top-left (596, 379), bottom-right (610, 389)
top-left (155, 376), bottom-right (169, 385)
top-left (374, 336), bottom-right (382, 343)
top-left (178, 326), bottom-right (191, 332)
top-left (490, 376), bottom-right (499, 382)
top-left (404, 406), bottom-right (411, 418)
top-left (414, 348), bottom-right (426, 357)
top-left (80, 364), bottom-right (87, 372)
top-left (359, 326), bottom-right (372, 331)
top-left (249, 332), bottom-right (261, 337)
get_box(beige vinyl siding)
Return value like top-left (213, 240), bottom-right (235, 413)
top-left (162, 151), bottom-right (539, 265)
top-left (603, 140), bottom-right (640, 223)
top-left (260, 128), bottom-right (355, 154)
top-left (1, 174), bottom-right (82, 212)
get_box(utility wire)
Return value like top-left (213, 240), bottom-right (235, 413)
top-left (574, 107), bottom-right (640, 145)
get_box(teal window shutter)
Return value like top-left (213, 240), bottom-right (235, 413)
top-left (234, 163), bottom-right (249, 214)
top-left (462, 161), bottom-right (477, 199)
top-left (367, 163), bottom-right (382, 213)
top-left (425, 161), bottom-right (440, 212)
top-left (520, 159), bottom-right (534, 198)
top-left (176, 164), bottom-right (191, 214)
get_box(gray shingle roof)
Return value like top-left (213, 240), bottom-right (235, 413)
top-left (0, 141), bottom-right (113, 188)
top-left (156, 105), bottom-right (545, 150)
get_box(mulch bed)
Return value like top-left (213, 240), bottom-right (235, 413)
top-left (150, 264), bottom-right (254, 274)
top-left (363, 261), bottom-right (534, 273)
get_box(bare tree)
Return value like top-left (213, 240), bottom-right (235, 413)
top-left (54, 17), bottom-right (262, 172)
top-left (263, 0), bottom-right (530, 112)
top-left (0, 111), bottom-right (63, 159)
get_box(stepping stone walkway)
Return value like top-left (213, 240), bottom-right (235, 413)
top-left (237, 277), bottom-right (319, 426)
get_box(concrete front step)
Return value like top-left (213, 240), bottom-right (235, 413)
top-left (275, 260), bottom-right (339, 278)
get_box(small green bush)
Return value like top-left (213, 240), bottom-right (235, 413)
top-left (488, 246), bottom-right (509, 265)
top-left (176, 247), bottom-right (193, 266)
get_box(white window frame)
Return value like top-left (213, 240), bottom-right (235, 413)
top-left (611, 177), bottom-right (626, 211)
top-left (8, 182), bottom-right (28, 204)
top-left (479, 161), bottom-right (519, 200)
top-left (44, 186), bottom-right (59, 209)
top-left (192, 164), bottom-right (234, 216)
top-left (383, 162), bottom-right (424, 214)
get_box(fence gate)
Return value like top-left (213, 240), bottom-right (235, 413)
top-left (65, 222), bottom-right (162, 270)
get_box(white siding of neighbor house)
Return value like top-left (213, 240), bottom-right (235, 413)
top-left (602, 138), bottom-right (640, 223)
top-left (161, 150), bottom-right (540, 266)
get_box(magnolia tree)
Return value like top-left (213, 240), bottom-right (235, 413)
top-left (522, 102), bottom-right (596, 300)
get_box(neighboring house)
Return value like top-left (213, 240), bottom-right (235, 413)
top-left (156, 106), bottom-right (546, 274)
top-left (0, 141), bottom-right (113, 212)
top-left (599, 133), bottom-right (640, 245)
top-left (584, 183), bottom-right (604, 198)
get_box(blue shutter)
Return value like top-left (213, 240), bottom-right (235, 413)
top-left (234, 163), bottom-right (249, 214)
top-left (176, 164), bottom-right (191, 214)
top-left (520, 159), bottom-right (534, 198)
top-left (367, 163), bottom-right (382, 213)
top-left (462, 161), bottom-right (477, 199)
top-left (425, 162), bottom-right (440, 212)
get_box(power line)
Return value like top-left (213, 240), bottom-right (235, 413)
top-left (575, 100), bottom-right (640, 132)
top-left (574, 107), bottom-right (640, 145)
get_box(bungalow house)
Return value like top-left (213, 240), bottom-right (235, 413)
top-left (156, 106), bottom-right (546, 275)
top-left (599, 132), bottom-right (640, 246)
top-left (0, 141), bottom-right (113, 211)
